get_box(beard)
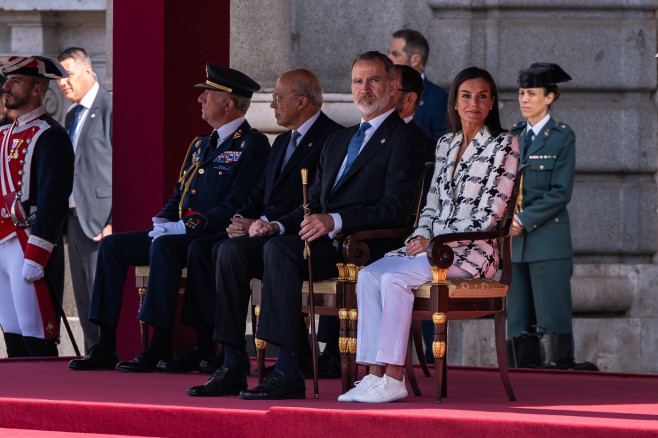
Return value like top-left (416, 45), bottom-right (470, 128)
top-left (356, 93), bottom-right (388, 117)
top-left (4, 92), bottom-right (30, 110)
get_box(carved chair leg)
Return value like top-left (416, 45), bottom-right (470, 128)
top-left (348, 309), bottom-right (359, 391)
top-left (495, 311), bottom-right (517, 401)
top-left (138, 287), bottom-right (149, 350)
top-left (405, 331), bottom-right (421, 396)
top-left (338, 308), bottom-right (350, 393)
top-left (253, 305), bottom-right (266, 384)
top-left (412, 320), bottom-right (431, 377)
top-left (433, 312), bottom-right (447, 403)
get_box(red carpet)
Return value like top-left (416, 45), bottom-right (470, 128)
top-left (0, 358), bottom-right (657, 437)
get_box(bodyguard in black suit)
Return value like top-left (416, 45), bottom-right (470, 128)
top-left (186, 51), bottom-right (424, 400)
top-left (388, 29), bottom-right (449, 141)
top-left (69, 63), bottom-right (270, 372)
top-left (157, 69), bottom-right (342, 374)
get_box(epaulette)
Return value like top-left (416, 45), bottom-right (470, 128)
top-left (509, 121), bottom-right (525, 132)
top-left (552, 121), bottom-right (570, 131)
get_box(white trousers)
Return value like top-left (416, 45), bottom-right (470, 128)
top-left (356, 255), bottom-right (469, 366)
top-left (0, 236), bottom-right (44, 337)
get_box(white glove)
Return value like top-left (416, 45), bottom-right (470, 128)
top-left (150, 219), bottom-right (186, 240)
top-left (152, 216), bottom-right (170, 226)
top-left (148, 217), bottom-right (171, 240)
top-left (22, 259), bottom-right (44, 282)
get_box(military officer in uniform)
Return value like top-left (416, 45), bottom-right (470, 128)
top-left (0, 55), bottom-right (74, 356)
top-left (69, 63), bottom-right (270, 371)
top-left (507, 63), bottom-right (577, 368)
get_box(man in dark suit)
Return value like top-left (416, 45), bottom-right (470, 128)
top-left (56, 47), bottom-right (112, 354)
top-left (388, 29), bottom-right (448, 142)
top-left (69, 63), bottom-right (271, 372)
top-left (186, 51), bottom-right (424, 399)
top-left (393, 64), bottom-right (436, 163)
top-left (156, 69), bottom-right (342, 374)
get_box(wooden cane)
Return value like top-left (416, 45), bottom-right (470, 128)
top-left (301, 168), bottom-right (320, 399)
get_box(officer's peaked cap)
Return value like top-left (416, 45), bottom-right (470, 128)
top-left (194, 63), bottom-right (260, 98)
top-left (518, 63), bottom-right (571, 88)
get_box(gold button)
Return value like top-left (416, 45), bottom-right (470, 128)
top-left (539, 165), bottom-right (544, 170)
top-left (219, 171), bottom-right (223, 175)
top-left (533, 225), bottom-right (537, 229)
top-left (199, 169), bottom-right (205, 174)
top-left (555, 218), bottom-right (559, 222)
top-left (191, 189), bottom-right (197, 194)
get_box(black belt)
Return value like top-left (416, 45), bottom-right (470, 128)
top-left (69, 207), bottom-right (78, 217)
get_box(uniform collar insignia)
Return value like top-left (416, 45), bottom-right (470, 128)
top-left (233, 129), bottom-right (243, 139)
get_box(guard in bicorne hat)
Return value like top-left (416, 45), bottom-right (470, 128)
top-left (0, 55), bottom-right (75, 356)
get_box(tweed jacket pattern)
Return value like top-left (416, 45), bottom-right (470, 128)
top-left (389, 127), bottom-right (520, 278)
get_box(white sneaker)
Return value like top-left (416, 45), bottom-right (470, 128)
top-left (337, 374), bottom-right (382, 402)
top-left (353, 374), bottom-right (408, 403)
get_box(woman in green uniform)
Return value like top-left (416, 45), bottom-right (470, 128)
top-left (507, 63), bottom-right (576, 368)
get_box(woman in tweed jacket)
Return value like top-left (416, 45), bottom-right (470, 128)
top-left (339, 67), bottom-right (520, 403)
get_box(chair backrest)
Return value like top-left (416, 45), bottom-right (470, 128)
top-left (413, 162), bottom-right (435, 228)
top-left (497, 163), bottom-right (529, 285)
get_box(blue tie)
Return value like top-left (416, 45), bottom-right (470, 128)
top-left (336, 122), bottom-right (371, 185)
top-left (282, 130), bottom-right (300, 168)
top-left (67, 104), bottom-right (84, 139)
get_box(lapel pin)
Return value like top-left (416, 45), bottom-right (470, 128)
top-left (308, 143), bottom-right (312, 148)
top-left (380, 138), bottom-right (386, 144)
top-left (241, 140), bottom-right (246, 148)
top-left (90, 113), bottom-right (96, 119)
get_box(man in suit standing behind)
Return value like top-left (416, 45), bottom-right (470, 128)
top-left (57, 47), bottom-right (112, 354)
top-left (388, 29), bottom-right (448, 142)
top-left (186, 51), bottom-right (424, 400)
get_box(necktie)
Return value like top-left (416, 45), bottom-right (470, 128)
top-left (338, 122), bottom-right (371, 184)
top-left (205, 131), bottom-right (219, 160)
top-left (525, 129), bottom-right (534, 150)
top-left (282, 130), bottom-right (300, 168)
top-left (67, 104), bottom-right (84, 139)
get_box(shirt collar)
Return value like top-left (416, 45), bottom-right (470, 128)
top-left (216, 116), bottom-right (246, 143)
top-left (527, 113), bottom-right (551, 136)
top-left (295, 110), bottom-right (321, 140)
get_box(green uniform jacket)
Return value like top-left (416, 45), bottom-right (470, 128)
top-left (510, 117), bottom-right (575, 262)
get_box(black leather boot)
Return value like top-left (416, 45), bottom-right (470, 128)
top-left (538, 332), bottom-right (572, 367)
top-left (3, 332), bottom-right (29, 357)
top-left (506, 332), bottom-right (540, 368)
top-left (23, 336), bottom-right (59, 357)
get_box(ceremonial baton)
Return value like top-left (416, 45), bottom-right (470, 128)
top-left (301, 168), bottom-right (320, 399)
top-left (44, 272), bottom-right (81, 357)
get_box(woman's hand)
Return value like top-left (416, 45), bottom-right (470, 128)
top-left (511, 214), bottom-right (525, 236)
top-left (405, 237), bottom-right (430, 256)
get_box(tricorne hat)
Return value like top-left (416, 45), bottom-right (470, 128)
top-left (194, 63), bottom-right (260, 98)
top-left (518, 63), bottom-right (571, 88)
top-left (0, 55), bottom-right (68, 79)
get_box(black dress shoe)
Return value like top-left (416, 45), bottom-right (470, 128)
top-left (317, 350), bottom-right (341, 379)
top-left (186, 367), bottom-right (247, 397)
top-left (239, 369), bottom-right (305, 400)
top-left (156, 345), bottom-right (210, 373)
top-left (115, 348), bottom-right (173, 373)
top-left (69, 344), bottom-right (118, 371)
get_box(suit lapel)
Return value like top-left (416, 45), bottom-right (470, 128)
top-left (331, 113), bottom-right (397, 193)
top-left (525, 117), bottom-right (553, 158)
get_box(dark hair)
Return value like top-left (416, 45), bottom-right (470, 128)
top-left (543, 84), bottom-right (561, 108)
top-left (392, 29), bottom-right (430, 67)
top-left (394, 64), bottom-right (424, 110)
top-left (446, 67), bottom-right (503, 136)
top-left (352, 51), bottom-right (395, 81)
top-left (57, 47), bottom-right (91, 65)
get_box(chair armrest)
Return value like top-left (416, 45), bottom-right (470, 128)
top-left (334, 226), bottom-right (414, 265)
top-left (426, 228), bottom-right (507, 269)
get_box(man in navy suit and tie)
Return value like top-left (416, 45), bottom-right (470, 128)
top-left (388, 29), bottom-right (448, 142)
top-left (69, 63), bottom-right (271, 372)
top-left (57, 47), bottom-right (112, 354)
top-left (186, 51), bottom-right (424, 399)
top-left (156, 69), bottom-right (342, 374)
